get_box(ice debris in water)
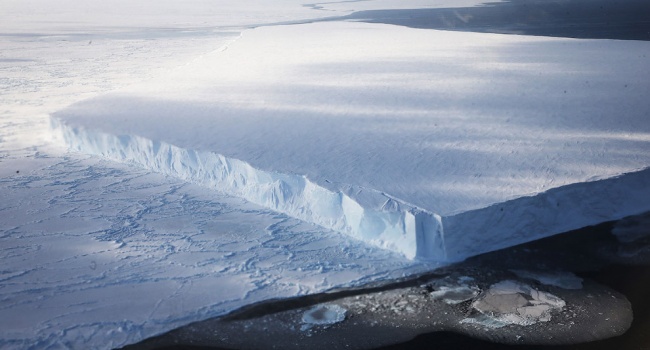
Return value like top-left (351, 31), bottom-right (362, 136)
top-left (510, 269), bottom-right (583, 290)
top-left (461, 280), bottom-right (565, 328)
top-left (300, 304), bottom-right (347, 331)
top-left (430, 285), bottom-right (481, 305)
top-left (429, 275), bottom-right (480, 305)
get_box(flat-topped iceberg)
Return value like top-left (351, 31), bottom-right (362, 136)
top-left (52, 22), bottom-right (650, 261)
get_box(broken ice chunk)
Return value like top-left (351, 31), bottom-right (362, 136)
top-left (300, 304), bottom-right (346, 331)
top-left (430, 285), bottom-right (480, 305)
top-left (462, 280), bottom-right (565, 328)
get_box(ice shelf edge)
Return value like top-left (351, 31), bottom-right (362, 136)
top-left (51, 117), bottom-right (447, 261)
top-left (442, 166), bottom-right (650, 261)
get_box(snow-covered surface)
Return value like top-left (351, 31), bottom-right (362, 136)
top-left (53, 21), bottom-right (650, 261)
top-left (2, 0), bottom-right (649, 348)
top-left (0, 0), bottom-right (331, 31)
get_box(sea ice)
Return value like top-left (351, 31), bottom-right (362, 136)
top-left (0, 156), bottom-right (431, 349)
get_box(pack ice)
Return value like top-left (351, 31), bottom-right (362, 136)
top-left (52, 22), bottom-right (650, 261)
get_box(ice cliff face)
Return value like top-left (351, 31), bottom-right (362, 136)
top-left (51, 119), bottom-right (446, 260)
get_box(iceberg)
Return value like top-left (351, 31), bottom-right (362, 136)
top-left (52, 21), bottom-right (650, 262)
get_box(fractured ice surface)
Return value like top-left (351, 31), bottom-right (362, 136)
top-left (462, 280), bottom-right (566, 328)
top-left (0, 156), bottom-right (432, 349)
top-left (53, 21), bottom-right (650, 261)
top-left (429, 275), bottom-right (481, 305)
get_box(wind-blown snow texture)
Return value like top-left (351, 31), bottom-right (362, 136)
top-left (0, 155), bottom-right (432, 349)
top-left (54, 22), bottom-right (650, 261)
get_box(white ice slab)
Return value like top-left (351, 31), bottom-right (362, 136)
top-left (52, 22), bottom-right (650, 261)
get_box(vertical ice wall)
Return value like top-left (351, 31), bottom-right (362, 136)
top-left (51, 119), bottom-right (447, 261)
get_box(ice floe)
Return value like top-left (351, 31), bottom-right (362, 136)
top-left (300, 304), bottom-right (347, 331)
top-left (430, 285), bottom-right (481, 305)
top-left (429, 275), bottom-right (481, 304)
top-left (462, 280), bottom-right (566, 328)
